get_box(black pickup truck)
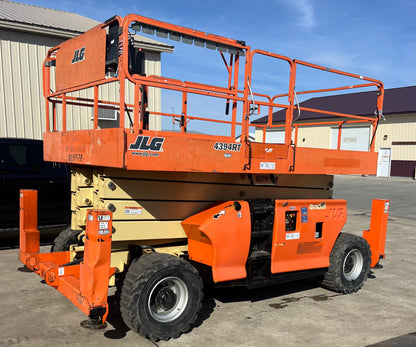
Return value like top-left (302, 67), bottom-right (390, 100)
top-left (0, 138), bottom-right (71, 246)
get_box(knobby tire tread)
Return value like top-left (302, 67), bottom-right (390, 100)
top-left (321, 232), bottom-right (371, 294)
top-left (120, 253), bottom-right (203, 341)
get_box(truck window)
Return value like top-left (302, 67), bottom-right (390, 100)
top-left (6, 144), bottom-right (28, 166)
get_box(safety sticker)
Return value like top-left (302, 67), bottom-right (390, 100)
top-left (98, 215), bottom-right (111, 221)
top-left (260, 162), bottom-right (276, 170)
top-left (301, 207), bottom-right (308, 223)
top-left (58, 267), bottom-right (65, 276)
top-left (98, 229), bottom-right (110, 235)
top-left (99, 221), bottom-right (109, 230)
top-left (286, 232), bottom-right (300, 240)
top-left (125, 207), bottom-right (143, 215)
top-left (213, 210), bottom-right (225, 219)
top-left (310, 202), bottom-right (326, 210)
top-left (384, 202), bottom-right (390, 213)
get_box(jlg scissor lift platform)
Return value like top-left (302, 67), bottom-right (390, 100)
top-left (19, 14), bottom-right (389, 341)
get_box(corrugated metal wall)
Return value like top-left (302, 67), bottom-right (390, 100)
top-left (0, 29), bottom-right (62, 139)
top-left (375, 114), bottom-right (416, 161)
top-left (1, 29), bottom-right (162, 139)
top-left (296, 125), bottom-right (330, 149)
top-left (256, 122), bottom-right (345, 149)
top-left (144, 52), bottom-right (162, 131)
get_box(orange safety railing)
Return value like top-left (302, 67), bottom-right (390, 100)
top-left (246, 51), bottom-right (384, 151)
top-left (42, 14), bottom-right (384, 153)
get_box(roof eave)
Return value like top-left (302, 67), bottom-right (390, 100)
top-left (1, 20), bottom-right (174, 53)
top-left (0, 19), bottom-right (82, 38)
top-left (133, 40), bottom-right (174, 54)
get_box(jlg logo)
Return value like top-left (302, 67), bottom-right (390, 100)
top-left (129, 136), bottom-right (165, 152)
top-left (71, 47), bottom-right (86, 64)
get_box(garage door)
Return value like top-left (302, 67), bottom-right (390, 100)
top-left (265, 130), bottom-right (285, 144)
top-left (331, 127), bottom-right (370, 151)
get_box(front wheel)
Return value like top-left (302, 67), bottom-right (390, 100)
top-left (320, 233), bottom-right (371, 294)
top-left (120, 253), bottom-right (203, 341)
top-left (51, 227), bottom-right (81, 252)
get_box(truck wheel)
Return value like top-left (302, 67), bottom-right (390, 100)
top-left (320, 233), bottom-right (371, 294)
top-left (120, 252), bottom-right (203, 341)
top-left (51, 227), bottom-right (81, 252)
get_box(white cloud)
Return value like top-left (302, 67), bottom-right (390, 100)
top-left (284, 0), bottom-right (316, 31)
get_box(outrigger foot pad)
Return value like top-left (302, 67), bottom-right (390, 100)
top-left (17, 266), bottom-right (32, 273)
top-left (80, 317), bottom-right (107, 330)
top-left (373, 262), bottom-right (384, 269)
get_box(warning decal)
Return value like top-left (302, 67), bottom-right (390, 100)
top-left (99, 221), bottom-right (109, 229)
top-left (125, 207), bottom-right (143, 215)
top-left (286, 232), bottom-right (300, 240)
top-left (260, 162), bottom-right (276, 170)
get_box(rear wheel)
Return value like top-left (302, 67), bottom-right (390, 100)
top-left (51, 227), bottom-right (81, 252)
top-left (321, 233), bottom-right (371, 294)
top-left (120, 252), bottom-right (203, 341)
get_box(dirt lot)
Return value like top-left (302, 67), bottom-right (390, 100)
top-left (0, 175), bottom-right (415, 347)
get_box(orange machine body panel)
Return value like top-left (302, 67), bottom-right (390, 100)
top-left (271, 199), bottom-right (347, 273)
top-left (43, 129), bottom-right (378, 175)
top-left (292, 147), bottom-right (378, 175)
top-left (55, 25), bottom-right (106, 92)
top-left (43, 128), bottom-right (125, 168)
top-left (181, 201), bottom-right (251, 283)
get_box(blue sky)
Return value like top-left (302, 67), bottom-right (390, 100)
top-left (12, 0), bottom-right (416, 134)
top-left (16, 0), bottom-right (415, 88)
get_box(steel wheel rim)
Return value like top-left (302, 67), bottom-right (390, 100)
top-left (343, 249), bottom-right (363, 281)
top-left (148, 276), bottom-right (188, 322)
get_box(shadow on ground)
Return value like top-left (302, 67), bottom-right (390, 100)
top-left (102, 269), bottom-right (381, 340)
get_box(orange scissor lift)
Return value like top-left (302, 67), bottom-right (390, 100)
top-left (19, 14), bottom-right (389, 341)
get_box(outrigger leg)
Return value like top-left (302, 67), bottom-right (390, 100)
top-left (19, 189), bottom-right (116, 329)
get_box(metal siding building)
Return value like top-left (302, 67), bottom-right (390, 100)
top-left (0, 0), bottom-right (173, 139)
top-left (0, 28), bottom-right (62, 139)
top-left (254, 86), bottom-right (416, 177)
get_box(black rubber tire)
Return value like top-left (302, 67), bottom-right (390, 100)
top-left (120, 252), bottom-right (203, 341)
top-left (320, 233), bottom-right (371, 294)
top-left (50, 227), bottom-right (81, 252)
